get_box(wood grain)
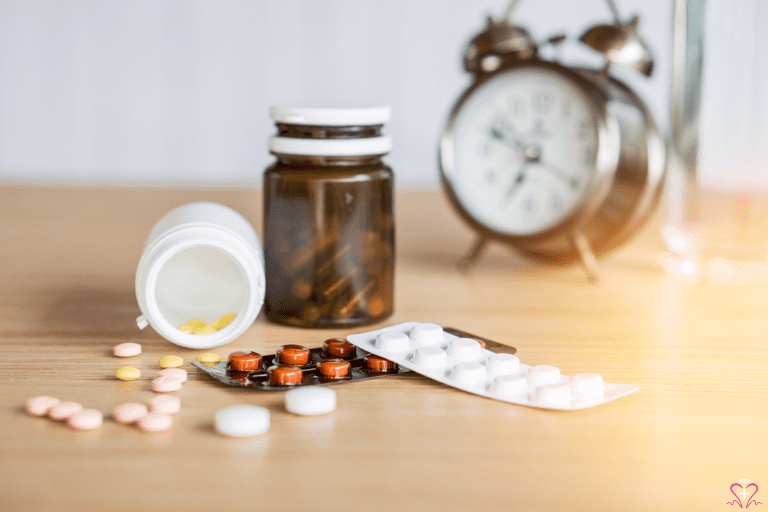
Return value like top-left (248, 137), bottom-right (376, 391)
top-left (1, 185), bottom-right (766, 511)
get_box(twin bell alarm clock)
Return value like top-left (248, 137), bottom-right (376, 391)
top-left (439, 1), bottom-right (666, 280)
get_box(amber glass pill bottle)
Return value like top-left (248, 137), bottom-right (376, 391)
top-left (264, 106), bottom-right (394, 328)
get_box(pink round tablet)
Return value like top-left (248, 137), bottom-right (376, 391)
top-left (149, 395), bottom-right (181, 415)
top-left (49, 401), bottom-right (83, 420)
top-left (158, 368), bottom-right (187, 383)
top-left (27, 396), bottom-right (60, 416)
top-left (114, 342), bottom-right (142, 357)
top-left (138, 412), bottom-right (173, 432)
top-left (152, 375), bottom-right (183, 393)
top-left (114, 403), bottom-right (149, 424)
top-left (68, 409), bottom-right (103, 431)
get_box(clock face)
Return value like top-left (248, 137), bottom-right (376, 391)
top-left (444, 66), bottom-right (600, 237)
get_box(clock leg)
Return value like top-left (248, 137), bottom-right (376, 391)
top-left (457, 236), bottom-right (488, 274)
top-left (571, 230), bottom-right (600, 283)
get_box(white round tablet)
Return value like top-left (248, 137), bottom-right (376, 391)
top-left (214, 405), bottom-right (270, 437)
top-left (284, 386), bottom-right (337, 416)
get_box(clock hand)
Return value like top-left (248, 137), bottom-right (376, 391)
top-left (536, 160), bottom-right (580, 189)
top-left (502, 164), bottom-right (528, 203)
top-left (489, 125), bottom-right (527, 153)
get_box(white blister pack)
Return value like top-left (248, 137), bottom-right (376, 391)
top-left (347, 322), bottom-right (639, 411)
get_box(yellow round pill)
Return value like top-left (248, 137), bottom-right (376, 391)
top-left (115, 367), bottom-right (141, 381)
top-left (159, 355), bottom-right (183, 369)
top-left (197, 352), bottom-right (221, 363)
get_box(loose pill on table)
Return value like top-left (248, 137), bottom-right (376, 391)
top-left (276, 344), bottom-right (310, 365)
top-left (285, 387), bottom-right (337, 416)
top-left (137, 412), bottom-right (173, 432)
top-left (68, 409), bottom-right (103, 431)
top-left (27, 396), bottom-right (60, 416)
top-left (115, 366), bottom-right (141, 381)
top-left (158, 368), bottom-right (187, 382)
top-left (149, 395), bottom-right (181, 415)
top-left (214, 405), bottom-right (270, 437)
top-left (113, 342), bottom-right (142, 357)
top-left (152, 375), bottom-right (183, 393)
top-left (228, 351), bottom-right (262, 371)
top-left (158, 355), bottom-right (183, 368)
top-left (267, 364), bottom-right (304, 386)
top-left (197, 352), bottom-right (221, 363)
top-left (114, 403), bottom-right (148, 424)
top-left (49, 401), bottom-right (83, 420)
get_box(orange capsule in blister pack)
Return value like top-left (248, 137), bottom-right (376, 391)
top-left (316, 359), bottom-right (351, 378)
top-left (322, 338), bottom-right (357, 359)
top-left (276, 345), bottom-right (310, 365)
top-left (228, 351), bottom-right (262, 372)
top-left (364, 354), bottom-right (397, 372)
top-left (267, 364), bottom-right (304, 386)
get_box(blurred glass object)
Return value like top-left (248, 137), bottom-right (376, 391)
top-left (664, 0), bottom-right (768, 284)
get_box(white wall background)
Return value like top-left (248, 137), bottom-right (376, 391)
top-left (0, 0), bottom-right (672, 187)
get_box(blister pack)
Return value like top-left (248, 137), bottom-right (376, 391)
top-left (192, 339), bottom-right (411, 390)
top-left (347, 322), bottom-right (639, 410)
top-left (193, 333), bottom-right (518, 391)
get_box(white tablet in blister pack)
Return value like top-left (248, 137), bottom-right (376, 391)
top-left (347, 321), bottom-right (639, 411)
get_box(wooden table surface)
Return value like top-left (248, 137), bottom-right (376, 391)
top-left (1, 185), bottom-right (766, 511)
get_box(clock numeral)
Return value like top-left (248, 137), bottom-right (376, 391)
top-left (530, 119), bottom-right (550, 139)
top-left (583, 146), bottom-right (596, 165)
top-left (478, 140), bottom-right (493, 158)
top-left (561, 99), bottom-right (572, 118)
top-left (484, 169), bottom-right (497, 184)
top-left (577, 120), bottom-right (591, 140)
top-left (569, 177), bottom-right (581, 190)
top-left (521, 195), bottom-right (538, 216)
top-left (532, 92), bottom-right (552, 114)
top-left (509, 96), bottom-right (525, 116)
top-left (550, 193), bottom-right (564, 213)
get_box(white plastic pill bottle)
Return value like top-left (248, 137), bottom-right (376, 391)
top-left (135, 202), bottom-right (265, 349)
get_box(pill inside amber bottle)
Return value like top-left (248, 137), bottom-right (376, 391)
top-left (316, 358), bottom-right (351, 378)
top-left (267, 364), bottom-right (304, 386)
top-left (228, 351), bottom-right (262, 372)
top-left (276, 344), bottom-right (310, 365)
top-left (323, 338), bottom-right (357, 359)
top-left (364, 354), bottom-right (396, 372)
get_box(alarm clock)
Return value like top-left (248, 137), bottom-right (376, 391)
top-left (438, 6), bottom-right (666, 280)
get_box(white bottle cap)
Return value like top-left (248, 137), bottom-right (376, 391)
top-left (270, 106), bottom-right (390, 126)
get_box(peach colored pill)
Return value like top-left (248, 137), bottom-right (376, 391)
top-left (152, 375), bottom-right (182, 393)
top-left (158, 355), bottom-right (183, 368)
top-left (68, 409), bottom-right (103, 431)
top-left (27, 396), bottom-right (60, 416)
top-left (49, 401), bottom-right (83, 420)
top-left (197, 353), bottom-right (221, 363)
top-left (158, 368), bottom-right (187, 382)
top-left (138, 412), bottom-right (173, 432)
top-left (149, 395), bottom-right (180, 415)
top-left (113, 403), bottom-right (148, 424)
top-left (115, 366), bottom-right (141, 381)
top-left (113, 342), bottom-right (142, 357)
